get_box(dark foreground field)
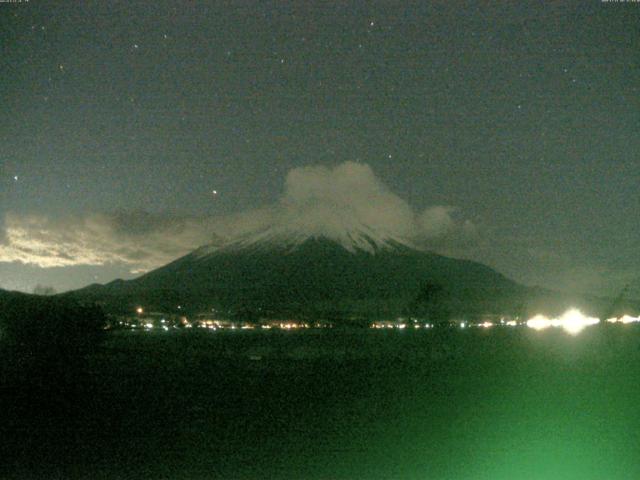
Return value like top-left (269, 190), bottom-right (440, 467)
top-left (3, 326), bottom-right (640, 480)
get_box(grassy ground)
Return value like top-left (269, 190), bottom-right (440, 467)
top-left (2, 326), bottom-right (640, 479)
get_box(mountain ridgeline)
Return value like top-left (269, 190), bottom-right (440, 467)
top-left (64, 230), bottom-right (623, 322)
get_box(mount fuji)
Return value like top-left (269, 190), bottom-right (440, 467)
top-left (68, 223), bottom-right (540, 321)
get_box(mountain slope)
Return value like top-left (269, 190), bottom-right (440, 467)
top-left (69, 233), bottom-right (537, 320)
top-left (601, 278), bottom-right (640, 318)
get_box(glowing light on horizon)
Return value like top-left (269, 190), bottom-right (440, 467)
top-left (526, 309), bottom-right (599, 335)
top-left (526, 314), bottom-right (552, 331)
top-left (557, 309), bottom-right (599, 335)
top-left (607, 314), bottom-right (640, 324)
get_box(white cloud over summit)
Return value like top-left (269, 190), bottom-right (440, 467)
top-left (276, 162), bottom-right (417, 239)
top-left (0, 162), bottom-right (476, 273)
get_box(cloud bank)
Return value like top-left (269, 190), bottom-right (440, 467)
top-left (0, 162), bottom-right (476, 273)
top-left (0, 211), bottom-right (224, 273)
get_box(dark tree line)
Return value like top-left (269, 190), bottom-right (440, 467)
top-left (0, 294), bottom-right (105, 368)
top-left (0, 293), bottom-right (107, 478)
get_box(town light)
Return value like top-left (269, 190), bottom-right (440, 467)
top-left (526, 309), bottom-right (600, 335)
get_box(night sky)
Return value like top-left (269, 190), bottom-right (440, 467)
top-left (1, 1), bottom-right (639, 295)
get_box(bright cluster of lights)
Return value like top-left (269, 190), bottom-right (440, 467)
top-left (606, 314), bottom-right (640, 324)
top-left (190, 320), bottom-right (320, 331)
top-left (127, 305), bottom-right (640, 336)
top-left (526, 309), bottom-right (600, 335)
top-left (370, 322), bottom-right (435, 330)
top-left (199, 320), bottom-right (219, 330)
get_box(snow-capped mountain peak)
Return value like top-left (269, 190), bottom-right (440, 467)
top-left (193, 223), bottom-right (415, 259)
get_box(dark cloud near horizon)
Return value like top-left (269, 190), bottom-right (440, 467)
top-left (0, 218), bottom-right (7, 246)
top-left (110, 210), bottom-right (186, 237)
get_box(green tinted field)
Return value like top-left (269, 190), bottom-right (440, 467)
top-left (4, 327), bottom-right (640, 479)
